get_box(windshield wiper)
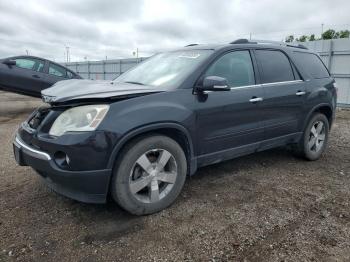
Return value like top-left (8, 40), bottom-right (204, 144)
top-left (124, 81), bottom-right (145, 85)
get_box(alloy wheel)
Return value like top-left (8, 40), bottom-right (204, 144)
top-left (129, 149), bottom-right (178, 204)
top-left (308, 120), bottom-right (326, 153)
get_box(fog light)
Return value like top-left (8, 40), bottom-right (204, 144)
top-left (54, 151), bottom-right (70, 167)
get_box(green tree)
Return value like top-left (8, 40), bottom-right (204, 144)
top-left (322, 29), bottom-right (337, 39)
top-left (296, 35), bottom-right (308, 42)
top-left (339, 30), bottom-right (350, 38)
top-left (285, 35), bottom-right (294, 42)
top-left (309, 34), bottom-right (316, 41)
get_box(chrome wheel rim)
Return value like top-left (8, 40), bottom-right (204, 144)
top-left (129, 149), bottom-right (177, 204)
top-left (308, 121), bottom-right (326, 153)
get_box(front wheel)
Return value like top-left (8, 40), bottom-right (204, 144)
top-left (294, 113), bottom-right (330, 161)
top-left (111, 135), bottom-right (187, 215)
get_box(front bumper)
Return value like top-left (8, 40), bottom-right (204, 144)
top-left (13, 135), bottom-right (111, 203)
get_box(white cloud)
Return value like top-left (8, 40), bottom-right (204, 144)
top-left (0, 0), bottom-right (348, 61)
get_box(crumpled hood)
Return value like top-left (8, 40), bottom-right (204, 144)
top-left (41, 79), bottom-right (166, 104)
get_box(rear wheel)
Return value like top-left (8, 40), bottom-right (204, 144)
top-left (111, 135), bottom-right (187, 215)
top-left (294, 113), bottom-right (329, 160)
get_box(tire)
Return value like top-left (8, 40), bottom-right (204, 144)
top-left (111, 135), bottom-right (187, 215)
top-left (293, 113), bottom-right (329, 161)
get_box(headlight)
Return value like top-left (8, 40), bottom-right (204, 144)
top-left (49, 105), bottom-right (109, 136)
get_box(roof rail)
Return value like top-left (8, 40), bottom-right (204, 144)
top-left (185, 44), bottom-right (199, 47)
top-left (230, 39), bottom-right (308, 50)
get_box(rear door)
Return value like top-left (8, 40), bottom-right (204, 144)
top-left (195, 50), bottom-right (265, 163)
top-left (46, 63), bottom-right (69, 87)
top-left (254, 49), bottom-right (306, 147)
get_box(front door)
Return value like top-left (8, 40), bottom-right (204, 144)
top-left (195, 50), bottom-right (264, 165)
top-left (4, 57), bottom-right (48, 94)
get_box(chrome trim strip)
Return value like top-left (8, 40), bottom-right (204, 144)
top-left (261, 80), bottom-right (303, 87)
top-left (14, 136), bottom-right (51, 161)
top-left (230, 84), bottom-right (261, 90)
top-left (203, 80), bottom-right (303, 93)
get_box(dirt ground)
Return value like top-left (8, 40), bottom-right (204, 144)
top-left (0, 91), bottom-right (350, 262)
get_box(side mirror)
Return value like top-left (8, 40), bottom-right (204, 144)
top-left (197, 76), bottom-right (230, 92)
top-left (3, 59), bottom-right (16, 66)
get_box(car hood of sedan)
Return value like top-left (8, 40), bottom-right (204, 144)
top-left (41, 79), bottom-right (166, 104)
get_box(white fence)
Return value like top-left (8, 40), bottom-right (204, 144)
top-left (64, 38), bottom-right (350, 106)
top-left (64, 57), bottom-right (146, 80)
top-left (301, 39), bottom-right (350, 106)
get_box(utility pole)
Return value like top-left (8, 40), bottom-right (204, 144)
top-left (249, 33), bottom-right (252, 40)
top-left (65, 46), bottom-right (70, 63)
top-left (321, 23), bottom-right (324, 38)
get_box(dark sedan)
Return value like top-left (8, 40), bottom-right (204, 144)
top-left (0, 55), bottom-right (81, 97)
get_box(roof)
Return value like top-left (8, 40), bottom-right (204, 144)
top-left (179, 39), bottom-right (310, 52)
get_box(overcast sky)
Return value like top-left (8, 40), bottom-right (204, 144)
top-left (0, 0), bottom-right (348, 62)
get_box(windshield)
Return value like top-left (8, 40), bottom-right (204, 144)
top-left (114, 50), bottom-right (213, 88)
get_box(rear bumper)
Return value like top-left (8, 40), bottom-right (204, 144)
top-left (13, 135), bottom-right (111, 203)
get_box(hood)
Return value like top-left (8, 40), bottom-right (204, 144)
top-left (41, 79), bottom-right (166, 104)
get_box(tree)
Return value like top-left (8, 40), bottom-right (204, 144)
top-left (339, 30), bottom-right (350, 38)
top-left (285, 35), bottom-right (294, 43)
top-left (309, 34), bottom-right (316, 41)
top-left (296, 35), bottom-right (308, 42)
top-left (322, 29), bottom-right (337, 39)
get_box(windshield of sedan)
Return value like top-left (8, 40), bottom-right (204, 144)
top-left (113, 50), bottom-right (213, 88)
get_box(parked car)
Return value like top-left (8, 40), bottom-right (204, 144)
top-left (13, 39), bottom-right (336, 215)
top-left (0, 55), bottom-right (81, 97)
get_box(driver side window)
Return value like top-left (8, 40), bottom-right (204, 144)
top-left (205, 50), bottom-right (255, 87)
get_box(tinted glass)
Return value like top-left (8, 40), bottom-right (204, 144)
top-left (15, 59), bottom-right (36, 70)
top-left (255, 50), bottom-right (295, 83)
top-left (36, 61), bottom-right (45, 72)
top-left (49, 63), bottom-right (67, 77)
top-left (293, 52), bottom-right (330, 79)
top-left (205, 51), bottom-right (255, 87)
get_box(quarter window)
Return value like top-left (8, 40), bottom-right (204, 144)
top-left (205, 51), bottom-right (255, 87)
top-left (49, 63), bottom-right (67, 77)
top-left (293, 52), bottom-right (330, 79)
top-left (255, 50), bottom-right (295, 83)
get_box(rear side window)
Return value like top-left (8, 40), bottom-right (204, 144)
top-left (293, 52), bottom-right (330, 79)
top-left (255, 50), bottom-right (295, 83)
top-left (49, 63), bottom-right (67, 77)
top-left (205, 50), bottom-right (255, 87)
top-left (67, 71), bottom-right (75, 79)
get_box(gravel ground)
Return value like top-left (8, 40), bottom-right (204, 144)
top-left (0, 91), bottom-right (350, 262)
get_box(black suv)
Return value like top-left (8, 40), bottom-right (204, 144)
top-left (13, 39), bottom-right (337, 215)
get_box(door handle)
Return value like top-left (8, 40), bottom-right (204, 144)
top-left (32, 74), bottom-right (40, 78)
top-left (296, 91), bottom-right (306, 96)
top-left (249, 97), bottom-right (263, 103)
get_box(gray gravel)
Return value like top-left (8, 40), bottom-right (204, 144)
top-left (0, 91), bottom-right (350, 262)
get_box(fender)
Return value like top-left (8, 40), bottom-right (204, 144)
top-left (302, 103), bottom-right (333, 131)
top-left (106, 122), bottom-right (197, 175)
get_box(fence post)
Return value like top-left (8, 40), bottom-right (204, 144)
top-left (119, 60), bottom-right (122, 76)
top-left (102, 60), bottom-right (106, 80)
top-left (87, 61), bottom-right (90, 79)
top-left (327, 40), bottom-right (333, 72)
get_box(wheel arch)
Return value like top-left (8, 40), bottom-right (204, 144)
top-left (107, 123), bottom-right (197, 175)
top-left (303, 103), bottom-right (334, 131)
